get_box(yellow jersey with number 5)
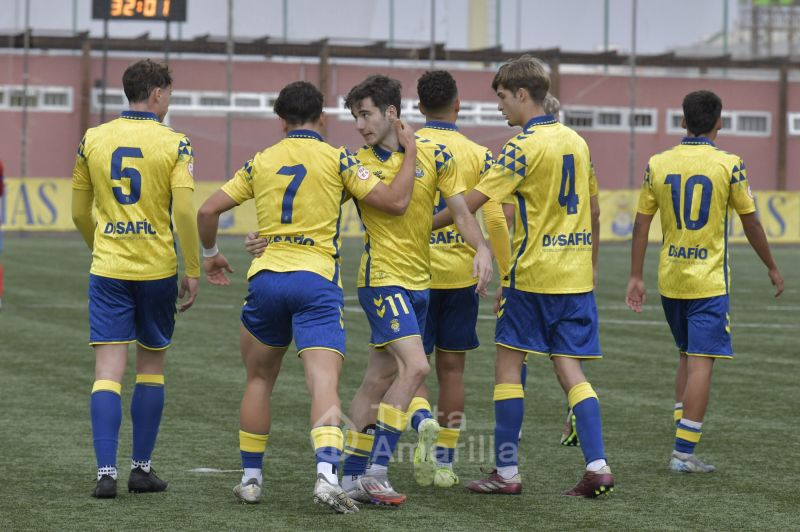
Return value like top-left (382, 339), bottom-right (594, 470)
top-left (475, 115), bottom-right (598, 294)
top-left (637, 137), bottom-right (755, 299)
top-left (355, 136), bottom-right (464, 290)
top-left (221, 130), bottom-right (380, 284)
top-left (71, 110), bottom-right (194, 281)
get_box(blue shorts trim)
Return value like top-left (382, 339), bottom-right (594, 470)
top-left (494, 288), bottom-right (602, 358)
top-left (423, 287), bottom-right (480, 355)
top-left (358, 286), bottom-right (429, 347)
top-left (242, 270), bottom-right (346, 356)
top-left (660, 295), bottom-right (733, 358)
top-left (88, 274), bottom-right (177, 349)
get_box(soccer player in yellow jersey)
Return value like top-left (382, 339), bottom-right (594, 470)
top-left (433, 56), bottom-right (612, 497)
top-left (339, 75), bottom-right (494, 506)
top-left (402, 70), bottom-right (511, 489)
top-left (626, 90), bottom-right (784, 473)
top-left (196, 81), bottom-right (418, 512)
top-left (71, 59), bottom-right (200, 499)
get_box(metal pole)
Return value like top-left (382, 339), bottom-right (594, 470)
top-left (165, 21), bottom-right (170, 63)
top-left (722, 0), bottom-right (729, 56)
top-left (389, 0), bottom-right (394, 65)
top-left (101, 18), bottom-right (108, 123)
top-left (72, 0), bottom-right (78, 33)
top-left (515, 0), bottom-right (521, 50)
top-left (225, 0), bottom-right (234, 179)
top-left (628, 0), bottom-right (637, 188)
top-left (21, 0), bottom-right (30, 178)
top-left (282, 0), bottom-right (288, 41)
top-left (430, 0), bottom-right (436, 69)
top-left (495, 0), bottom-right (501, 48)
top-left (604, 0), bottom-right (610, 72)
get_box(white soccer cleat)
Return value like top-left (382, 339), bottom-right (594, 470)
top-left (312, 475), bottom-right (359, 514)
top-left (233, 478), bottom-right (262, 504)
top-left (358, 471), bottom-right (407, 506)
top-left (413, 418), bottom-right (441, 486)
top-left (669, 451), bottom-right (716, 473)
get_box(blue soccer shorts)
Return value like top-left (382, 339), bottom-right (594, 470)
top-left (660, 295), bottom-right (733, 358)
top-left (242, 270), bottom-right (346, 357)
top-left (88, 273), bottom-right (178, 350)
top-left (494, 288), bottom-right (602, 358)
top-left (423, 286), bottom-right (480, 355)
top-left (358, 285), bottom-right (429, 348)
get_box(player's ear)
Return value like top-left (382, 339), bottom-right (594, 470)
top-left (714, 116), bottom-right (722, 131)
top-left (454, 97), bottom-right (461, 114)
top-left (319, 111), bottom-right (327, 129)
top-left (279, 118), bottom-right (289, 134)
top-left (681, 117), bottom-right (687, 130)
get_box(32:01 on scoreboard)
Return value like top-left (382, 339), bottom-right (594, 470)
top-left (92, 0), bottom-right (187, 22)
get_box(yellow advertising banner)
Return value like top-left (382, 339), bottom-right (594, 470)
top-left (2, 178), bottom-right (798, 243)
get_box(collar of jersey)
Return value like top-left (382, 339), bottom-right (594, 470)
top-left (287, 129), bottom-right (323, 141)
top-left (371, 143), bottom-right (405, 162)
top-left (523, 114), bottom-right (557, 130)
top-left (121, 110), bottom-right (160, 122)
top-left (424, 120), bottom-right (458, 131)
top-left (681, 136), bottom-right (715, 147)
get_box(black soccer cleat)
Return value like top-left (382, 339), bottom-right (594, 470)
top-left (128, 467), bottom-right (168, 493)
top-left (92, 474), bottom-right (117, 499)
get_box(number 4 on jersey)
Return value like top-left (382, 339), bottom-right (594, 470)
top-left (559, 154), bottom-right (579, 215)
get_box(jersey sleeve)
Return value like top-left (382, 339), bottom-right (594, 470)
top-left (338, 148), bottom-right (380, 200)
top-left (728, 157), bottom-right (756, 215)
top-left (636, 162), bottom-right (659, 215)
top-left (433, 143), bottom-right (465, 198)
top-left (221, 158), bottom-right (255, 204)
top-left (474, 141), bottom-right (525, 202)
top-left (588, 159), bottom-right (599, 196)
top-left (170, 136), bottom-right (195, 190)
top-left (71, 136), bottom-right (92, 190)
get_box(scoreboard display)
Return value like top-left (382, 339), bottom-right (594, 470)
top-left (92, 0), bottom-right (187, 22)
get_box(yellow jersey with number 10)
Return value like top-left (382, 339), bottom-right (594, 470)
top-left (637, 137), bottom-right (756, 299)
top-left (71, 110), bottom-right (194, 281)
top-left (221, 129), bottom-right (381, 284)
top-left (354, 136), bottom-right (464, 290)
top-left (475, 115), bottom-right (598, 294)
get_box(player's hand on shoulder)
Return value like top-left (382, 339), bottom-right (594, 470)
top-left (625, 276), bottom-right (646, 313)
top-left (769, 267), bottom-right (784, 298)
top-left (393, 119), bottom-right (416, 151)
top-left (203, 252), bottom-right (234, 286)
top-left (244, 232), bottom-right (267, 258)
top-left (179, 275), bottom-right (199, 312)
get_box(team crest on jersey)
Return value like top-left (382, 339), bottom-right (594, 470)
top-left (390, 318), bottom-right (400, 333)
top-left (415, 161), bottom-right (424, 178)
top-left (747, 185), bottom-right (753, 199)
top-left (357, 165), bottom-right (370, 180)
top-left (187, 162), bottom-right (194, 177)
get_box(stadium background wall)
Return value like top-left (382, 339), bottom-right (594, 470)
top-left (2, 178), bottom-right (798, 242)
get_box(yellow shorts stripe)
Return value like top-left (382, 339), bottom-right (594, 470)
top-left (407, 396), bottom-right (432, 418)
top-left (311, 426), bottom-right (343, 451)
top-left (493, 383), bottom-right (524, 401)
top-left (436, 427), bottom-right (461, 449)
top-left (567, 382), bottom-right (598, 408)
top-left (239, 430), bottom-right (269, 453)
top-left (135, 374), bottom-right (165, 385)
top-left (344, 430), bottom-right (375, 455)
top-left (297, 347), bottom-right (345, 359)
top-left (676, 427), bottom-right (702, 443)
top-left (92, 379), bottom-right (121, 395)
top-left (377, 402), bottom-right (408, 432)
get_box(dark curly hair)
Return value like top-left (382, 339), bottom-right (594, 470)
top-left (682, 90), bottom-right (722, 136)
top-left (123, 59), bottom-right (172, 103)
top-left (273, 81), bottom-right (324, 125)
top-left (417, 70), bottom-right (457, 113)
top-left (344, 75), bottom-right (402, 116)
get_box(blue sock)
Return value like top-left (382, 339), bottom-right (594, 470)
top-left (493, 384), bottom-right (524, 467)
top-left (407, 397), bottom-right (434, 432)
top-left (91, 381), bottom-right (122, 470)
top-left (370, 403), bottom-right (408, 468)
top-left (130, 375), bottom-right (165, 463)
top-left (675, 420), bottom-right (702, 454)
top-left (342, 430), bottom-right (374, 477)
top-left (569, 383), bottom-right (606, 465)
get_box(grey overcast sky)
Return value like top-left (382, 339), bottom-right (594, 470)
top-left (3, 0), bottom-right (737, 55)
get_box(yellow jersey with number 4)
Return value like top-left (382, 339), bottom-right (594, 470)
top-left (222, 129), bottom-right (380, 284)
top-left (637, 137), bottom-right (755, 299)
top-left (71, 110), bottom-right (194, 281)
top-left (355, 136), bottom-right (464, 290)
top-left (475, 115), bottom-right (598, 294)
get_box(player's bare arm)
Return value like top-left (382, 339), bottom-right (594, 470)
top-left (432, 188), bottom-right (490, 230)
top-left (626, 212), bottom-right (654, 312)
top-left (197, 189), bottom-right (237, 286)
top-left (359, 119), bottom-right (418, 215)
top-left (739, 212), bottom-right (784, 297)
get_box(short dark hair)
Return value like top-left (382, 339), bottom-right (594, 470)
top-left (344, 75), bottom-right (402, 116)
top-left (417, 70), bottom-right (457, 113)
top-left (122, 59), bottom-right (172, 104)
top-left (491, 55), bottom-right (549, 104)
top-left (273, 81), bottom-right (324, 125)
top-left (682, 90), bottom-right (722, 136)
